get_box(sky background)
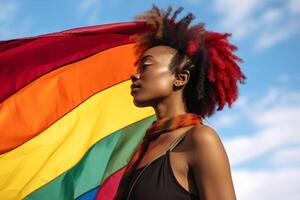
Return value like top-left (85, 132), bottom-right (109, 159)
top-left (1, 0), bottom-right (299, 199)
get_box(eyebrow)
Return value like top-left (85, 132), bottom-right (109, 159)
top-left (140, 55), bottom-right (155, 62)
top-left (134, 55), bottom-right (155, 67)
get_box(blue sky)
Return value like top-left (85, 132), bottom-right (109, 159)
top-left (1, 0), bottom-right (299, 199)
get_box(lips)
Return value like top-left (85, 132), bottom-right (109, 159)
top-left (131, 83), bottom-right (141, 90)
top-left (131, 88), bottom-right (140, 93)
top-left (130, 83), bottom-right (141, 95)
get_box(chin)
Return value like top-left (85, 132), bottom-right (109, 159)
top-left (131, 91), bottom-right (164, 107)
top-left (131, 94), bottom-right (154, 107)
top-left (132, 98), bottom-right (150, 107)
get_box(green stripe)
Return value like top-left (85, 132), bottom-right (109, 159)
top-left (25, 115), bottom-right (156, 200)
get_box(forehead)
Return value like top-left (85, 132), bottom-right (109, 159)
top-left (141, 45), bottom-right (177, 60)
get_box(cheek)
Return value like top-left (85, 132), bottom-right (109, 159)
top-left (150, 77), bottom-right (172, 94)
top-left (131, 68), bottom-right (174, 104)
top-left (139, 73), bottom-right (173, 98)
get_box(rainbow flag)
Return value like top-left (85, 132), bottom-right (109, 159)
top-left (0, 21), bottom-right (156, 200)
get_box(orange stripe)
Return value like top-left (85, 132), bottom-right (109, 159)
top-left (0, 43), bottom-right (137, 154)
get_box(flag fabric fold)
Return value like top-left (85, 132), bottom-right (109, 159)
top-left (0, 21), bottom-right (156, 200)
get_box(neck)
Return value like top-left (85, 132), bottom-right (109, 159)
top-left (152, 92), bottom-right (188, 120)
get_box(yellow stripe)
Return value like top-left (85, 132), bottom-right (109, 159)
top-left (0, 80), bottom-right (155, 200)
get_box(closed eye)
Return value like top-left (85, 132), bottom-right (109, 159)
top-left (138, 64), bottom-right (150, 73)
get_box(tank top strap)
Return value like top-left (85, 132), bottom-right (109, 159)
top-left (166, 130), bottom-right (190, 152)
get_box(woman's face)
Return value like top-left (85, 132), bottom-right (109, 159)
top-left (130, 45), bottom-right (177, 107)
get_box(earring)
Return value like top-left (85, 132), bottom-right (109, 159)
top-left (175, 81), bottom-right (180, 86)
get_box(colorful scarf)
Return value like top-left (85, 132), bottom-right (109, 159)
top-left (114, 112), bottom-right (203, 199)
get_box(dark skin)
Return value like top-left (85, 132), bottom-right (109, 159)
top-left (130, 45), bottom-right (237, 200)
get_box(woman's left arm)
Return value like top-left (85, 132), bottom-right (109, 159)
top-left (188, 125), bottom-right (237, 200)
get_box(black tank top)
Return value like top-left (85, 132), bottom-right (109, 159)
top-left (121, 132), bottom-right (201, 200)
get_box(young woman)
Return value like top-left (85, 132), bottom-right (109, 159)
top-left (115, 4), bottom-right (246, 200)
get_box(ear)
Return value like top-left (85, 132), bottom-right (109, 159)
top-left (174, 69), bottom-right (190, 87)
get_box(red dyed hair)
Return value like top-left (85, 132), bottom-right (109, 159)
top-left (132, 4), bottom-right (246, 118)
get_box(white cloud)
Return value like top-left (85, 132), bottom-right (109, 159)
top-left (268, 146), bottom-right (300, 167)
top-left (0, 1), bottom-right (19, 21)
top-left (0, 1), bottom-right (33, 40)
top-left (255, 17), bottom-right (299, 49)
top-left (213, 0), bottom-right (300, 50)
top-left (209, 86), bottom-right (300, 199)
top-left (233, 168), bottom-right (300, 200)
top-left (79, 0), bottom-right (98, 14)
top-left (186, 0), bottom-right (202, 4)
top-left (289, 0), bottom-right (300, 14)
top-left (277, 73), bottom-right (290, 83)
top-left (222, 87), bottom-right (300, 166)
top-left (216, 87), bottom-right (300, 199)
top-left (212, 114), bottom-right (240, 127)
top-left (213, 0), bottom-right (262, 39)
top-left (77, 0), bottom-right (101, 25)
top-left (226, 121), bottom-right (300, 166)
top-left (0, 1), bottom-right (19, 39)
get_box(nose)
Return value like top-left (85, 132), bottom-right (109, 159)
top-left (130, 72), bottom-right (140, 82)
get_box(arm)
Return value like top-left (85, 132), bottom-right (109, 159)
top-left (188, 125), bottom-right (236, 200)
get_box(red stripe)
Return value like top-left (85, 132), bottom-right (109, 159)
top-left (95, 166), bottom-right (127, 200)
top-left (0, 21), bottom-right (150, 103)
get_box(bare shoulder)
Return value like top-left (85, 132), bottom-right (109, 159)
top-left (186, 123), bottom-right (227, 166)
top-left (185, 124), bottom-right (237, 200)
top-left (191, 123), bottom-right (220, 139)
top-left (186, 124), bottom-right (222, 151)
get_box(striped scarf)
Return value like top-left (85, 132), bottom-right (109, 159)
top-left (114, 112), bottom-right (203, 199)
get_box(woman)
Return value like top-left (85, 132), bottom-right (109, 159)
top-left (115, 4), bottom-right (246, 200)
